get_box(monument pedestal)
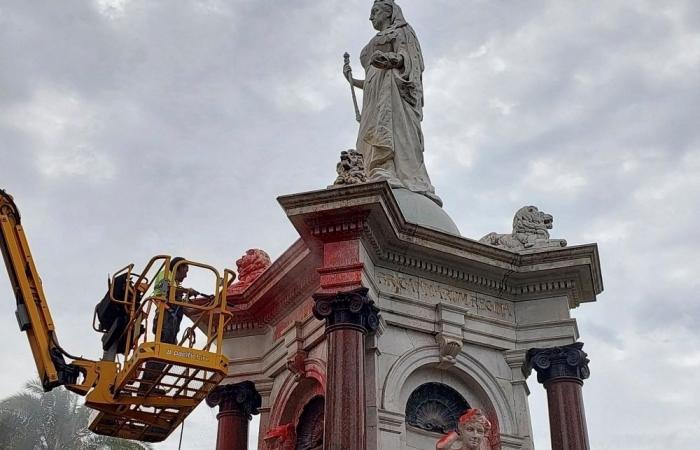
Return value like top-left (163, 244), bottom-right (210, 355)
top-left (219, 182), bottom-right (602, 450)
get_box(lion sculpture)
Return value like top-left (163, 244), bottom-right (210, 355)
top-left (333, 149), bottom-right (367, 186)
top-left (227, 249), bottom-right (272, 295)
top-left (479, 206), bottom-right (567, 252)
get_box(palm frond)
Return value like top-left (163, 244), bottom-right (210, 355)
top-left (0, 379), bottom-right (153, 450)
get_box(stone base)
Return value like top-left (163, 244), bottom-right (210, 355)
top-left (392, 188), bottom-right (460, 236)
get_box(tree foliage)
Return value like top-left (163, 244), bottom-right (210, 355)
top-left (0, 379), bottom-right (151, 450)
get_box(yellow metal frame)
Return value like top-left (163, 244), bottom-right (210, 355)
top-left (0, 189), bottom-right (235, 442)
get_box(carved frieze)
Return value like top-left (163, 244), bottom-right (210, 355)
top-left (375, 269), bottom-right (514, 323)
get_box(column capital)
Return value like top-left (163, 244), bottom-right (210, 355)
top-left (206, 381), bottom-right (262, 420)
top-left (526, 342), bottom-right (590, 386)
top-left (312, 287), bottom-right (380, 334)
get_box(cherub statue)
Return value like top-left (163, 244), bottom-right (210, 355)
top-left (436, 408), bottom-right (491, 450)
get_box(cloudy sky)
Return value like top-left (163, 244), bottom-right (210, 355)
top-left (1, 0), bottom-right (699, 449)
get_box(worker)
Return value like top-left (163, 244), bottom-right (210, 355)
top-left (140, 257), bottom-right (201, 394)
top-left (151, 257), bottom-right (199, 344)
top-left (95, 273), bottom-right (143, 361)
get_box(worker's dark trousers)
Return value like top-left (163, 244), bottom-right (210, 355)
top-left (141, 313), bottom-right (181, 391)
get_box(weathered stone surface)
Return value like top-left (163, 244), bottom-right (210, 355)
top-left (480, 206), bottom-right (567, 252)
top-left (526, 342), bottom-right (590, 385)
top-left (312, 287), bottom-right (380, 334)
top-left (206, 381), bottom-right (262, 450)
top-left (436, 409), bottom-right (492, 450)
top-left (526, 343), bottom-right (591, 450)
top-left (206, 381), bottom-right (262, 419)
top-left (333, 149), bottom-right (367, 186)
top-left (392, 188), bottom-right (460, 235)
top-left (343, 1), bottom-right (441, 206)
top-left (213, 184), bottom-right (603, 450)
top-left (227, 249), bottom-right (271, 295)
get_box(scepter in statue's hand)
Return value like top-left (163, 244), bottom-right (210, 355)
top-left (343, 52), bottom-right (361, 123)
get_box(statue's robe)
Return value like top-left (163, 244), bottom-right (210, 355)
top-left (357, 10), bottom-right (441, 206)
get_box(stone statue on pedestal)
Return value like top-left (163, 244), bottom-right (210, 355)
top-left (479, 206), bottom-right (568, 251)
top-left (343, 0), bottom-right (441, 206)
top-left (436, 409), bottom-right (492, 450)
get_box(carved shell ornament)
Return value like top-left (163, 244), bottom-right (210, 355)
top-left (405, 382), bottom-right (470, 434)
top-left (295, 396), bottom-right (324, 450)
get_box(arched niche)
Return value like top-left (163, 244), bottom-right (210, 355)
top-left (381, 345), bottom-right (515, 438)
top-left (269, 358), bottom-right (326, 428)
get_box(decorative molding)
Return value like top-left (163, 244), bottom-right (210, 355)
top-left (381, 345), bottom-right (516, 435)
top-left (435, 333), bottom-right (463, 368)
top-left (205, 381), bottom-right (262, 419)
top-left (435, 303), bottom-right (465, 368)
top-left (377, 408), bottom-right (406, 434)
top-left (278, 182), bottom-right (602, 307)
top-left (307, 214), bottom-right (370, 242)
top-left (375, 252), bottom-right (583, 306)
top-left (312, 287), bottom-right (380, 334)
top-left (526, 342), bottom-right (590, 386)
top-left (286, 349), bottom-right (307, 381)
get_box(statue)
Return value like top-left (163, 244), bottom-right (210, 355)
top-left (436, 408), bottom-right (492, 450)
top-left (333, 149), bottom-right (368, 186)
top-left (227, 249), bottom-right (271, 295)
top-left (343, 0), bottom-right (441, 206)
top-left (479, 206), bottom-right (568, 252)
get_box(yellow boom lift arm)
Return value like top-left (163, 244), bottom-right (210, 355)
top-left (0, 189), bottom-right (235, 442)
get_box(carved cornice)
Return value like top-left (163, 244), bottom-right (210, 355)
top-left (306, 213), bottom-right (370, 241)
top-left (206, 381), bottom-right (262, 419)
top-left (278, 182), bottom-right (603, 308)
top-left (312, 287), bottom-right (380, 334)
top-left (375, 248), bottom-right (588, 307)
top-left (525, 342), bottom-right (590, 386)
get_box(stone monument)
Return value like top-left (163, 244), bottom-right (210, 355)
top-left (203, 2), bottom-right (603, 450)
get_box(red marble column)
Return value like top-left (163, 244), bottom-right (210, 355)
top-left (526, 342), bottom-right (591, 450)
top-left (313, 288), bottom-right (380, 450)
top-left (206, 381), bottom-right (262, 450)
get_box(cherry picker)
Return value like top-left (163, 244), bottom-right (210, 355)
top-left (0, 189), bottom-right (235, 442)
